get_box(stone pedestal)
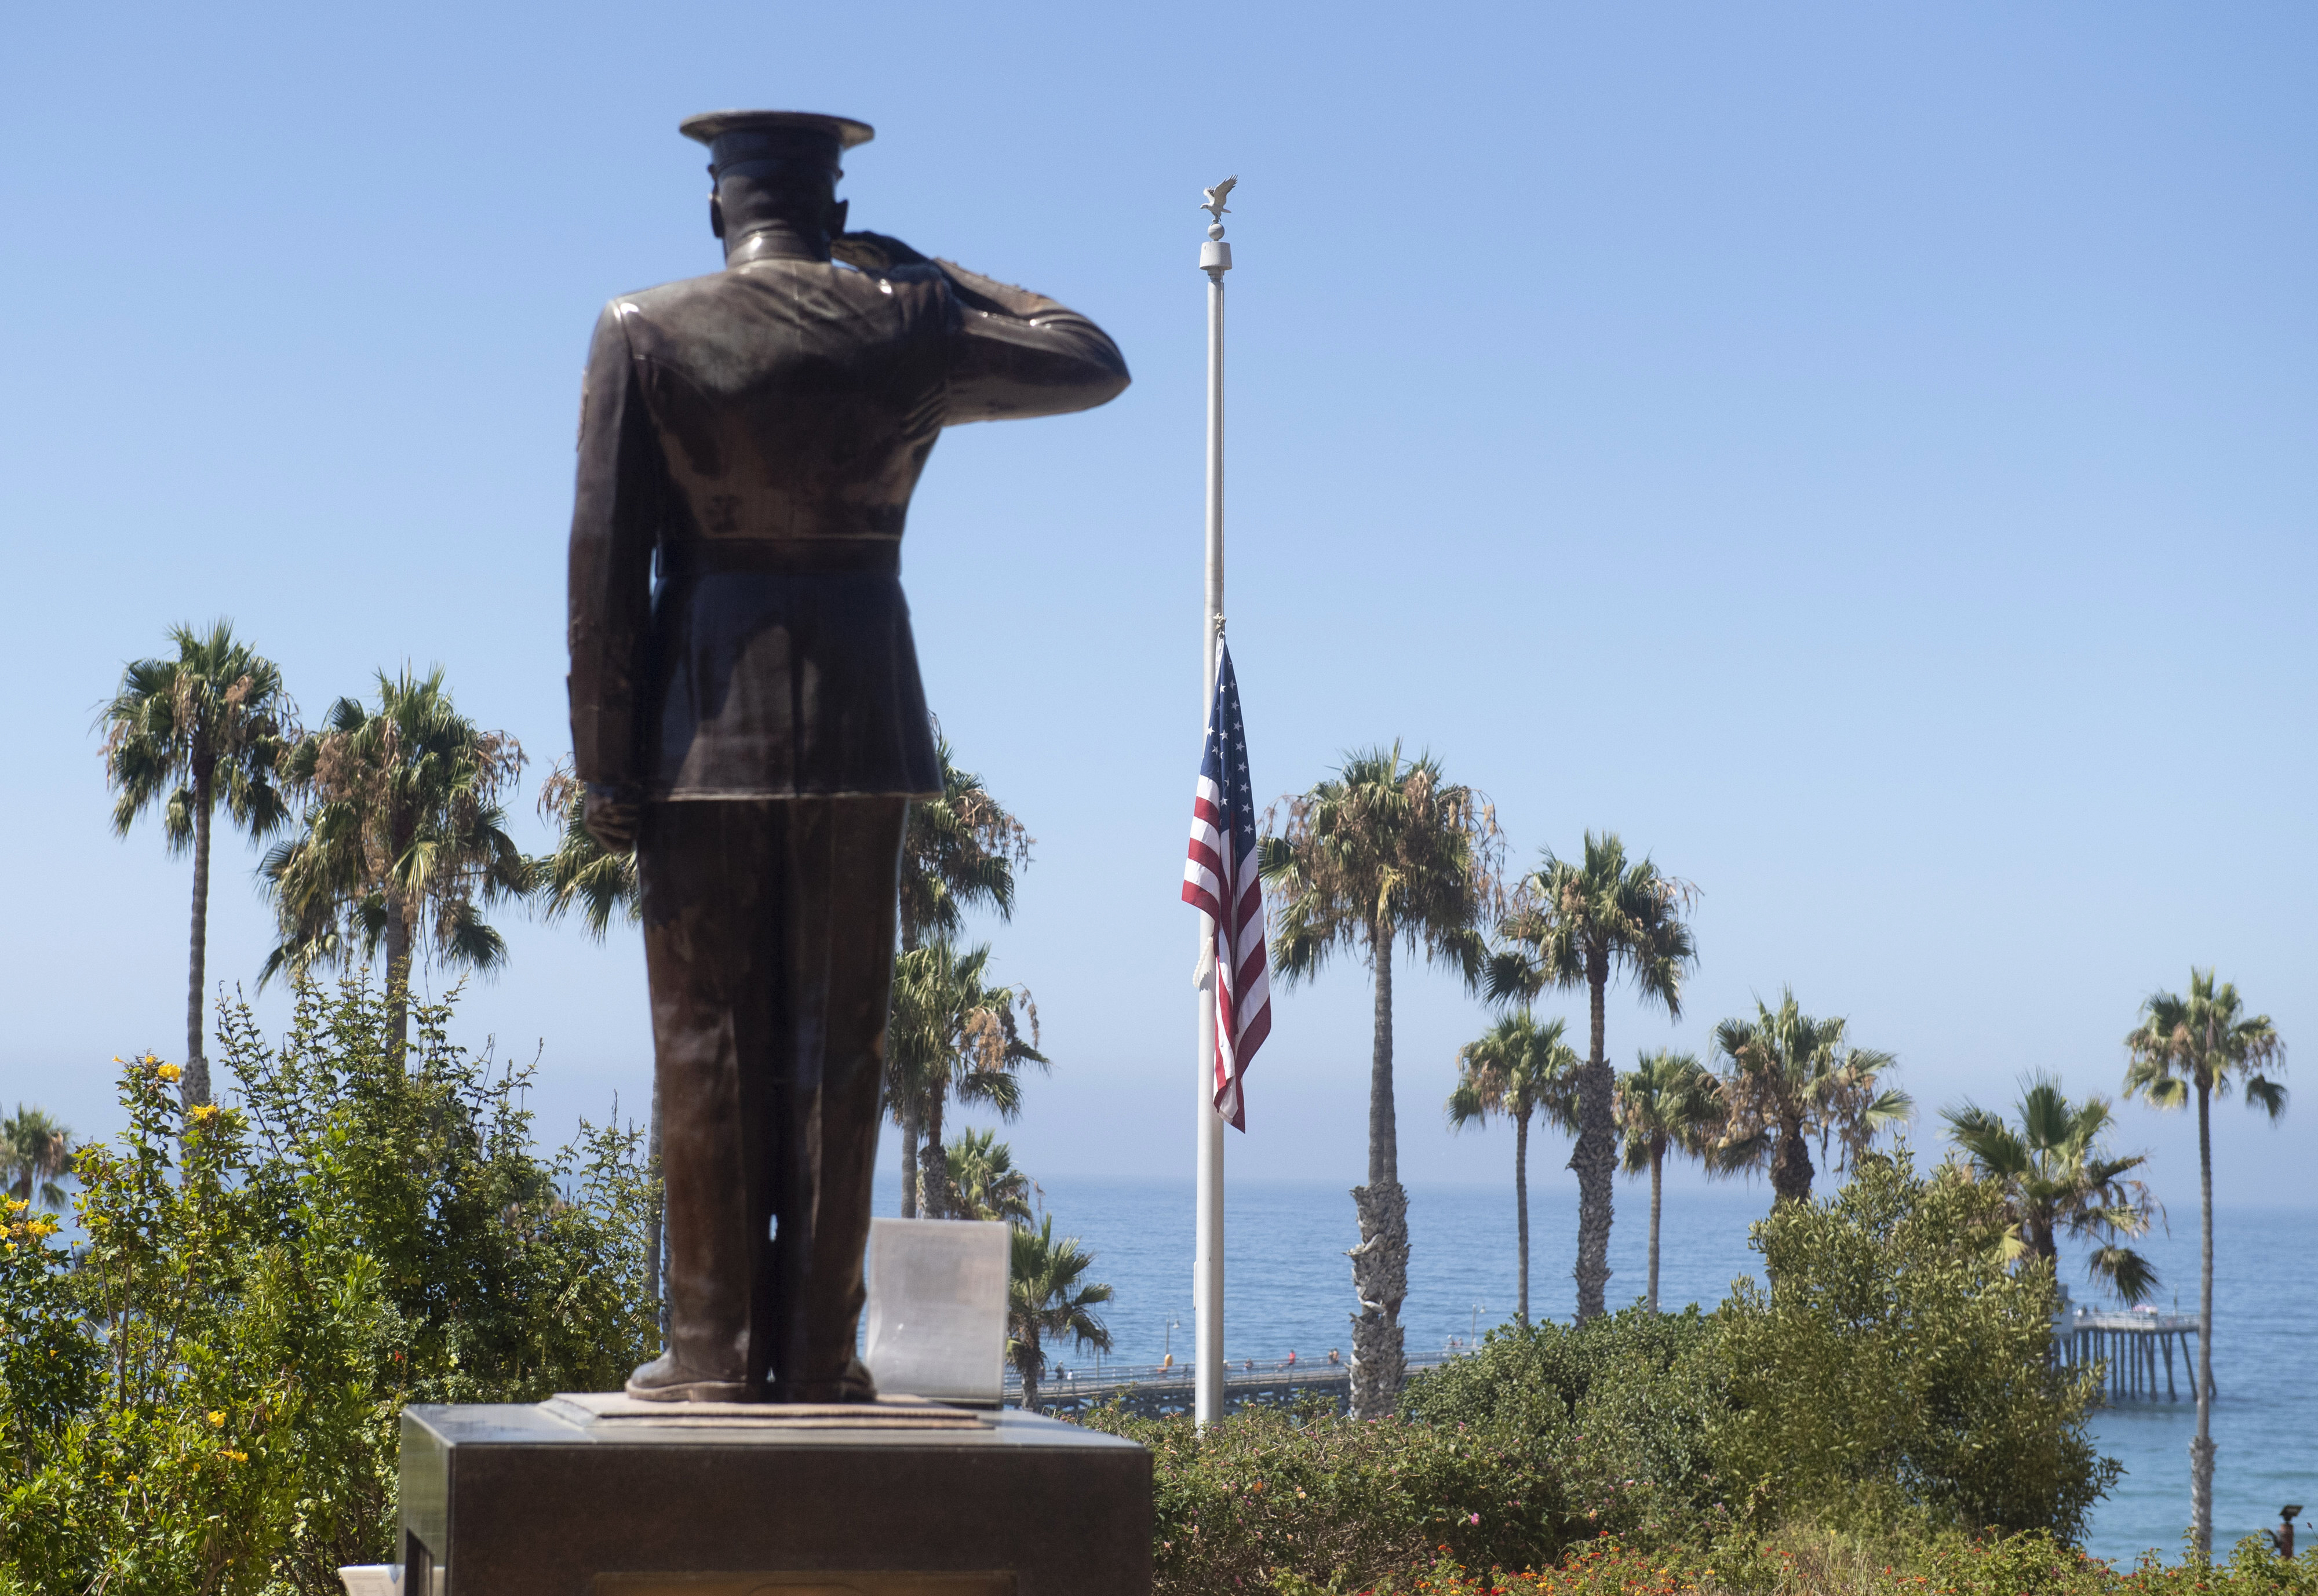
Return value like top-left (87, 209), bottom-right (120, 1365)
top-left (399, 1396), bottom-right (1151, 1596)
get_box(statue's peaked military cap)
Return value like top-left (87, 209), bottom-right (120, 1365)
top-left (679, 110), bottom-right (874, 178)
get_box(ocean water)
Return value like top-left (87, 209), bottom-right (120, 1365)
top-left (935, 1174), bottom-right (2316, 1566)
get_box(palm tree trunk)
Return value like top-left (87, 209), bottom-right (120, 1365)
top-left (919, 1091), bottom-right (950, 1219)
top-left (184, 780), bottom-right (214, 1110)
top-left (1369, 927), bottom-right (1397, 1188)
top-left (1018, 1342), bottom-right (1039, 1413)
top-left (899, 908), bottom-right (921, 1219)
top-left (1647, 1142), bottom-right (1665, 1314)
top-left (647, 1070), bottom-right (666, 1344)
top-left (1348, 922), bottom-right (1408, 1419)
top-left (900, 1102), bottom-right (921, 1218)
top-left (2191, 1080), bottom-right (2215, 1559)
top-left (1514, 1107), bottom-right (1530, 1326)
top-left (1769, 1120), bottom-right (1814, 1205)
top-left (1570, 951), bottom-right (1615, 1322)
top-left (384, 893), bottom-right (413, 1069)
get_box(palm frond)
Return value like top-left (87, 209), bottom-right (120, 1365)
top-left (946, 1128), bottom-right (1037, 1224)
top-left (1492, 831), bottom-right (1697, 1023)
top-left (1260, 744), bottom-right (1504, 990)
top-left (1, 1106), bottom-right (78, 1212)
top-left (531, 759), bottom-right (641, 941)
top-left (1710, 987), bottom-right (1902, 1182)
top-left (2125, 969), bottom-right (2286, 1116)
top-left (898, 733), bottom-right (1031, 950)
top-left (2091, 1244), bottom-right (2160, 1307)
top-left (2244, 1075), bottom-right (2288, 1119)
top-left (99, 620), bottom-right (296, 854)
top-left (1008, 1214), bottom-right (1116, 1392)
top-left (1616, 1048), bottom-right (1721, 1176)
top-left (1952, 1072), bottom-right (2166, 1301)
top-left (260, 664), bottom-right (525, 984)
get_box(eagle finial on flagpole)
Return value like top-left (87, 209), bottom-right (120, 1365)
top-left (1199, 177), bottom-right (1235, 279)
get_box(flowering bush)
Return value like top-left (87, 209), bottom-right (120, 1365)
top-left (0, 980), bottom-right (656, 1596)
top-left (1348, 1529), bottom-right (2318, 1596)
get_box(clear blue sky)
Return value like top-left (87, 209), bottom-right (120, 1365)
top-left (4, 2), bottom-right (2311, 1216)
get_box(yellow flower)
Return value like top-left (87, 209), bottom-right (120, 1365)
top-left (156, 1063), bottom-right (182, 1083)
top-left (189, 1104), bottom-right (221, 1125)
top-left (223, 1449), bottom-right (249, 1463)
top-left (207, 1410), bottom-right (225, 1428)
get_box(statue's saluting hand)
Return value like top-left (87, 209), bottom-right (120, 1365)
top-left (831, 231), bottom-right (931, 276)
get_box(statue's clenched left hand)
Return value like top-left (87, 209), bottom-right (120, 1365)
top-left (583, 782), bottom-right (642, 852)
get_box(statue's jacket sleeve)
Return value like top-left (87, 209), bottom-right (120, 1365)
top-left (567, 255), bottom-right (1127, 801)
top-left (567, 304), bottom-right (658, 793)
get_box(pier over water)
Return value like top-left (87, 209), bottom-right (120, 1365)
top-left (1008, 1313), bottom-right (2207, 1419)
top-left (1009, 1353), bottom-right (1455, 1419)
top-left (2059, 1306), bottom-right (2208, 1404)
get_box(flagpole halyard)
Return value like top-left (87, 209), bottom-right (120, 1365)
top-left (1194, 177), bottom-right (1234, 1431)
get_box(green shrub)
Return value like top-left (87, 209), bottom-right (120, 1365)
top-left (1402, 1305), bottom-right (1732, 1549)
top-left (1079, 1150), bottom-right (2117, 1593)
top-left (1081, 1397), bottom-right (1575, 1595)
top-left (0, 979), bottom-right (655, 1596)
top-left (1712, 1147), bottom-right (2116, 1542)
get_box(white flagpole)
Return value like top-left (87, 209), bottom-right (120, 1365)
top-left (1194, 179), bottom-right (1235, 1430)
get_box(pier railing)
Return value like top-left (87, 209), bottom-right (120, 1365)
top-left (2054, 1306), bottom-right (2207, 1403)
top-left (1005, 1351), bottom-right (1459, 1419)
top-left (1005, 1312), bottom-right (2207, 1417)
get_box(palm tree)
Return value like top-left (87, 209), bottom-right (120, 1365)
top-left (1445, 1012), bottom-right (1577, 1325)
top-left (890, 940), bottom-right (1044, 1219)
top-left (1486, 832), bottom-right (1695, 1324)
top-left (945, 1128), bottom-right (1036, 1224)
top-left (1614, 1049), bottom-right (1721, 1313)
top-left (533, 759), bottom-right (639, 938)
top-left (2124, 968), bottom-right (2287, 1560)
top-left (99, 621), bottom-right (296, 1107)
top-left (1711, 988), bottom-right (1911, 1208)
top-left (259, 666), bottom-right (532, 1061)
top-left (891, 735), bottom-right (1031, 1216)
top-left (1943, 1075), bottom-right (2161, 1306)
top-left (1008, 1214), bottom-right (1114, 1412)
top-left (0, 1106), bottom-right (75, 1212)
top-left (899, 733), bottom-right (1030, 950)
top-left (531, 759), bottom-right (657, 1320)
top-left (1260, 744), bottom-right (1502, 1417)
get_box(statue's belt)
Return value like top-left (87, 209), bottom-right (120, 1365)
top-left (657, 538), bottom-right (901, 578)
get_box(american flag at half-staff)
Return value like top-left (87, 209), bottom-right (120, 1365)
top-left (1182, 642), bottom-right (1271, 1131)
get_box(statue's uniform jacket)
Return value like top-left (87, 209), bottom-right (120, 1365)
top-left (568, 246), bottom-right (1130, 799)
top-left (566, 235), bottom-right (1125, 1398)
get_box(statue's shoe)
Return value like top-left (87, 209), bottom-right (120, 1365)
top-left (776, 1355), bottom-right (878, 1405)
top-left (624, 1351), bottom-right (752, 1403)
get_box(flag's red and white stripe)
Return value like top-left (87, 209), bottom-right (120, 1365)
top-left (1182, 644), bottom-right (1270, 1129)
